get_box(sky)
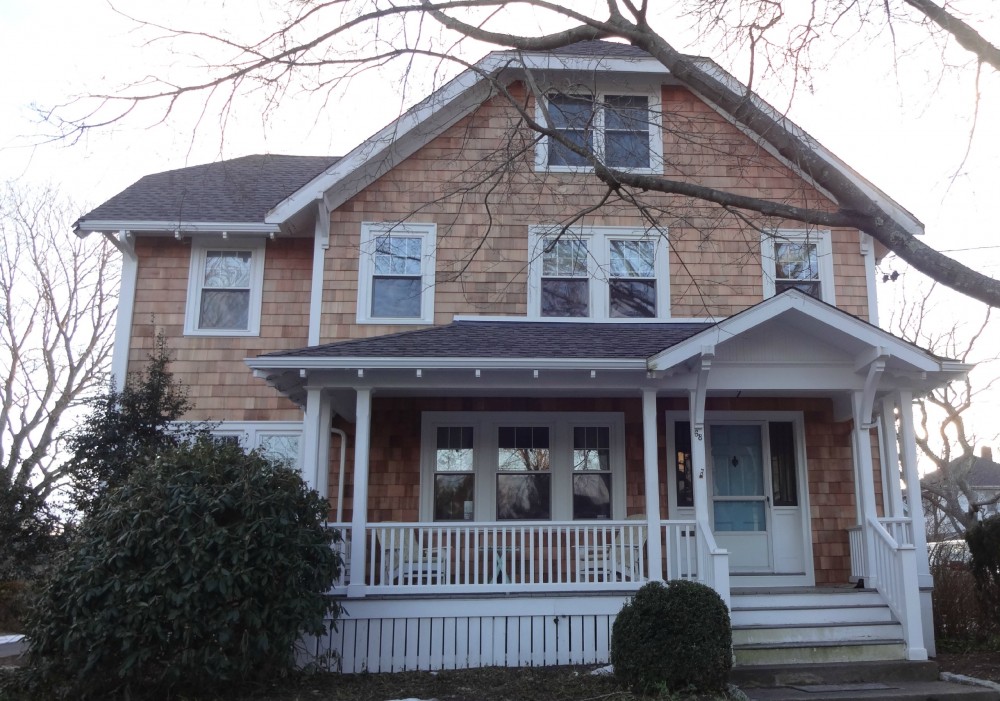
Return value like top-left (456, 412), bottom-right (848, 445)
top-left (2, 0), bottom-right (999, 462)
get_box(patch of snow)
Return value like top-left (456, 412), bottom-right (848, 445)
top-left (591, 664), bottom-right (614, 676)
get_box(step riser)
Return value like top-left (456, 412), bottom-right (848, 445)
top-left (733, 606), bottom-right (895, 626)
top-left (733, 623), bottom-right (902, 645)
top-left (732, 593), bottom-right (884, 609)
top-left (735, 642), bottom-right (906, 666)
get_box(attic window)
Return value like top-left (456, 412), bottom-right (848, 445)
top-left (761, 230), bottom-right (836, 305)
top-left (185, 239), bottom-right (265, 336)
top-left (539, 90), bottom-right (661, 172)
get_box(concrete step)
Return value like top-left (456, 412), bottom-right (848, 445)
top-left (731, 589), bottom-right (884, 610)
top-left (734, 639), bottom-right (906, 666)
top-left (732, 603), bottom-right (895, 627)
top-left (732, 660), bottom-right (941, 687)
top-left (734, 620), bottom-right (903, 646)
top-left (743, 681), bottom-right (1000, 701)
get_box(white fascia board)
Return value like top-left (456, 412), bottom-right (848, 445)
top-left (75, 220), bottom-right (279, 235)
top-left (267, 56), bottom-right (507, 224)
top-left (689, 58), bottom-right (923, 237)
top-left (648, 291), bottom-right (941, 372)
top-left (245, 356), bottom-right (646, 372)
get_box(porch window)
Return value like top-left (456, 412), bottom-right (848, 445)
top-left (497, 427), bottom-right (551, 520)
top-left (573, 426), bottom-right (611, 519)
top-left (421, 412), bottom-right (626, 521)
top-left (530, 226), bottom-right (669, 320)
top-left (434, 426), bottom-right (475, 521)
top-left (769, 422), bottom-right (798, 506)
top-left (674, 421), bottom-right (693, 508)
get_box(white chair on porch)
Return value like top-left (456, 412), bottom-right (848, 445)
top-left (576, 514), bottom-right (647, 582)
top-left (375, 525), bottom-right (450, 585)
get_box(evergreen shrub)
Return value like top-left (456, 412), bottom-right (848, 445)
top-left (611, 579), bottom-right (732, 695)
top-left (23, 438), bottom-right (341, 699)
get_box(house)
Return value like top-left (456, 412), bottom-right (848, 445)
top-left (74, 40), bottom-right (969, 672)
top-left (923, 446), bottom-right (1000, 540)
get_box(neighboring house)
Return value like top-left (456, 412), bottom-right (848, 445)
top-left (923, 446), bottom-right (1000, 539)
top-left (75, 41), bottom-right (968, 671)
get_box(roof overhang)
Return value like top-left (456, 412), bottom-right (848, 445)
top-left (73, 219), bottom-right (280, 237)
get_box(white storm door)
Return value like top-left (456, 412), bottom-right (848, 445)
top-left (709, 424), bottom-right (772, 572)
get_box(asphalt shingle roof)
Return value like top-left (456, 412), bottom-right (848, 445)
top-left (548, 40), bottom-right (652, 58)
top-left (925, 456), bottom-right (1000, 489)
top-left (261, 320), bottom-right (714, 360)
top-left (78, 154), bottom-right (340, 225)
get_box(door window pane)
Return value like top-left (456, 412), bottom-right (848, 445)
top-left (711, 425), bottom-right (764, 497)
top-left (714, 501), bottom-right (766, 532)
top-left (769, 422), bottom-right (798, 506)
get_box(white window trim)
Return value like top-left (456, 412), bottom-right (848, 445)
top-left (184, 238), bottom-right (266, 337)
top-left (209, 421), bottom-right (304, 470)
top-left (534, 87), bottom-right (664, 175)
top-left (527, 225), bottom-right (671, 320)
top-left (761, 229), bottom-right (836, 305)
top-left (420, 411), bottom-right (627, 522)
top-left (357, 222), bottom-right (437, 325)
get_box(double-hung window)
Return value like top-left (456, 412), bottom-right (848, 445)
top-left (185, 239), bottom-right (265, 336)
top-left (357, 222), bottom-right (437, 324)
top-left (761, 230), bottom-right (835, 304)
top-left (539, 90), bottom-right (661, 172)
top-left (208, 422), bottom-right (303, 470)
top-left (422, 413), bottom-right (625, 522)
top-left (530, 226), bottom-right (669, 319)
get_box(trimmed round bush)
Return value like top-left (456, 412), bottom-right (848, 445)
top-left (24, 438), bottom-right (341, 699)
top-left (611, 579), bottom-right (732, 694)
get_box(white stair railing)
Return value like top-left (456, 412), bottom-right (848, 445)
top-left (695, 519), bottom-right (730, 608)
top-left (867, 515), bottom-right (927, 660)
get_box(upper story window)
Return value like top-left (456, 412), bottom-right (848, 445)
top-left (184, 239), bottom-right (265, 336)
top-left (357, 222), bottom-right (437, 325)
top-left (537, 89), bottom-right (662, 173)
top-left (761, 230), bottom-right (836, 305)
top-left (529, 226), bottom-right (669, 320)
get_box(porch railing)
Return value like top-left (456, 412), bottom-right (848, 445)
top-left (866, 515), bottom-right (926, 658)
top-left (328, 520), bottom-right (708, 596)
top-left (848, 516), bottom-right (915, 583)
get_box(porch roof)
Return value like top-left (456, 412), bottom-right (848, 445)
top-left (259, 320), bottom-right (712, 361)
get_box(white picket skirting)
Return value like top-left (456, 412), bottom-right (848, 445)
top-left (326, 520), bottom-right (701, 596)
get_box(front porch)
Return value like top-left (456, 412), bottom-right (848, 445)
top-left (248, 293), bottom-right (969, 671)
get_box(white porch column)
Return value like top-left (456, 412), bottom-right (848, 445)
top-left (642, 389), bottom-right (663, 581)
top-left (301, 388), bottom-right (324, 492)
top-left (347, 388), bottom-right (372, 598)
top-left (317, 400), bottom-right (333, 500)
top-left (896, 392), bottom-right (932, 583)
top-left (879, 400), bottom-right (906, 519)
top-left (109, 231), bottom-right (137, 391)
top-left (852, 391), bottom-right (881, 587)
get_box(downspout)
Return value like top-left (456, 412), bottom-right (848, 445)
top-left (331, 427), bottom-right (347, 524)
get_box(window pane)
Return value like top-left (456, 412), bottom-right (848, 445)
top-left (199, 289), bottom-right (250, 329)
top-left (204, 250), bottom-right (252, 288)
top-left (604, 96), bottom-right (650, 168)
top-left (675, 421), bottom-right (693, 508)
top-left (610, 279), bottom-right (656, 318)
top-left (775, 280), bottom-right (821, 299)
top-left (258, 434), bottom-right (300, 469)
top-left (436, 426), bottom-right (474, 472)
top-left (498, 426), bottom-right (550, 472)
top-left (714, 501), bottom-right (766, 532)
top-left (610, 240), bottom-right (655, 277)
top-left (574, 473), bottom-right (612, 519)
top-left (374, 236), bottom-right (422, 276)
top-left (541, 279), bottom-right (589, 317)
top-left (435, 473), bottom-right (475, 521)
top-left (547, 94), bottom-right (595, 166)
top-left (548, 131), bottom-right (593, 167)
top-left (712, 425), bottom-right (764, 497)
top-left (774, 242), bottom-right (818, 280)
top-left (542, 238), bottom-right (588, 276)
top-left (497, 473), bottom-right (551, 520)
top-left (573, 426), bottom-right (610, 471)
top-left (371, 276), bottom-right (422, 317)
top-left (769, 422), bottom-right (798, 506)
top-left (605, 131), bottom-right (650, 168)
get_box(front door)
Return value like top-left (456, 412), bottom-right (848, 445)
top-left (709, 424), bottom-right (771, 572)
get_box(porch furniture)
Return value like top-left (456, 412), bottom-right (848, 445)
top-left (375, 525), bottom-right (450, 585)
top-left (576, 514), bottom-right (647, 582)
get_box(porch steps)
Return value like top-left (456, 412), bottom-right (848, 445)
top-left (732, 661), bottom-right (1000, 701)
top-left (731, 588), bottom-right (906, 666)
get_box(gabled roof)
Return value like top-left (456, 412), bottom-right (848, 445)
top-left (74, 154), bottom-right (339, 231)
top-left (924, 456), bottom-right (1000, 489)
top-left (264, 40), bottom-right (923, 237)
top-left (259, 320), bottom-right (711, 362)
